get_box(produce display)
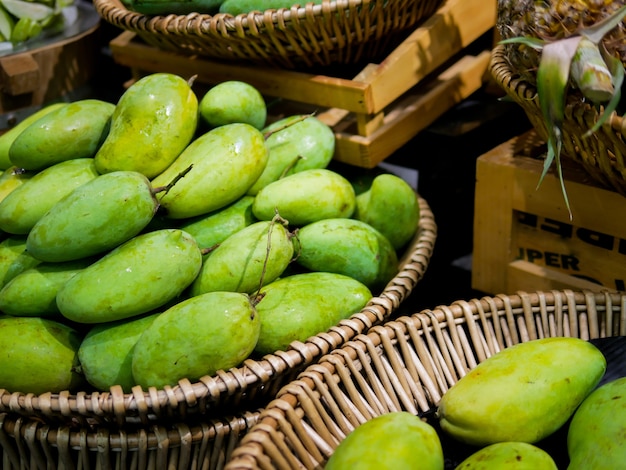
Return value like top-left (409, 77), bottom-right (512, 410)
top-left (0, 73), bottom-right (421, 395)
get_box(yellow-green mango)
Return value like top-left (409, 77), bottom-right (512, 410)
top-left (0, 158), bottom-right (100, 235)
top-left (437, 337), bottom-right (607, 446)
top-left (57, 229), bottom-right (202, 324)
top-left (567, 376), bottom-right (626, 469)
top-left (26, 171), bottom-right (159, 262)
top-left (179, 195), bottom-right (256, 249)
top-left (151, 123), bottom-right (269, 219)
top-left (77, 312), bottom-right (161, 392)
top-left (295, 218), bottom-right (398, 291)
top-left (0, 258), bottom-right (93, 317)
top-left (198, 80), bottom-right (266, 130)
top-left (131, 291), bottom-right (260, 389)
top-left (0, 316), bottom-right (84, 394)
top-left (455, 442), bottom-right (558, 469)
top-left (0, 235), bottom-right (41, 288)
top-left (353, 173), bottom-right (420, 250)
top-left (253, 271), bottom-right (372, 354)
top-left (9, 99), bottom-right (115, 171)
top-left (246, 114), bottom-right (335, 195)
top-left (95, 73), bottom-right (198, 179)
top-left (0, 102), bottom-right (67, 170)
top-left (0, 166), bottom-right (35, 203)
top-left (252, 168), bottom-right (355, 226)
top-left (325, 411), bottom-right (444, 470)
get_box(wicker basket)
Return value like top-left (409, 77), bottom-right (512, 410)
top-left (0, 195), bottom-right (436, 427)
top-left (490, 44), bottom-right (626, 198)
top-left (93, 0), bottom-right (445, 69)
top-left (225, 289), bottom-right (626, 469)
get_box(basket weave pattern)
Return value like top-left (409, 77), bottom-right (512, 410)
top-left (226, 289), bottom-right (626, 470)
top-left (93, 0), bottom-right (445, 68)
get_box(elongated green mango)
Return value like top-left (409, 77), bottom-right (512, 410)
top-left (295, 218), bottom-right (398, 291)
top-left (9, 99), bottom-right (115, 171)
top-left (190, 219), bottom-right (294, 296)
top-left (0, 316), bottom-right (84, 394)
top-left (0, 158), bottom-right (99, 235)
top-left (567, 376), bottom-right (626, 469)
top-left (437, 337), bottom-right (606, 446)
top-left (122, 0), bottom-right (224, 14)
top-left (26, 171), bottom-right (159, 262)
top-left (151, 123), bottom-right (269, 219)
top-left (254, 271), bottom-right (372, 354)
top-left (0, 235), bottom-right (41, 288)
top-left (455, 442), bottom-right (558, 469)
top-left (0, 102), bottom-right (66, 170)
top-left (0, 166), bottom-right (35, 203)
top-left (246, 115), bottom-right (335, 195)
top-left (78, 312), bottom-right (161, 393)
top-left (95, 73), bottom-right (198, 179)
top-left (132, 291), bottom-right (260, 389)
top-left (57, 229), bottom-right (202, 323)
top-left (219, 0), bottom-right (323, 14)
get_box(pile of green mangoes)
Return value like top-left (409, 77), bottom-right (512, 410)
top-left (121, 0), bottom-right (324, 16)
top-left (0, 73), bottom-right (421, 396)
top-left (327, 336), bottom-right (626, 469)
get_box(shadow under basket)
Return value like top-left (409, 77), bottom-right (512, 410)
top-left (490, 44), bottom-right (626, 199)
top-left (92, 0), bottom-right (445, 69)
top-left (225, 289), bottom-right (626, 470)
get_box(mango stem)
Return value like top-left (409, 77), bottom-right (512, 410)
top-left (151, 164), bottom-right (193, 196)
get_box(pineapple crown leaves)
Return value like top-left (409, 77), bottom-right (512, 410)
top-left (500, 5), bottom-right (626, 220)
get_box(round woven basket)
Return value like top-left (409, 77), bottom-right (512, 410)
top-left (225, 289), bottom-right (626, 469)
top-left (490, 44), bottom-right (626, 198)
top-left (93, 0), bottom-right (444, 68)
top-left (0, 195), bottom-right (436, 427)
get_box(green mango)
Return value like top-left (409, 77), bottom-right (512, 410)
top-left (190, 219), bottom-right (294, 296)
top-left (0, 158), bottom-right (100, 235)
top-left (9, 99), bottom-right (115, 171)
top-left (325, 411), bottom-right (444, 470)
top-left (437, 337), bottom-right (607, 446)
top-left (0, 102), bottom-right (66, 170)
top-left (57, 229), bottom-right (202, 324)
top-left (151, 123), bottom-right (269, 219)
top-left (122, 0), bottom-right (224, 15)
top-left (26, 171), bottom-right (159, 262)
top-left (246, 114), bottom-right (335, 195)
top-left (0, 258), bottom-right (93, 317)
top-left (567, 376), bottom-right (626, 469)
top-left (353, 173), bottom-right (420, 250)
top-left (295, 218), bottom-right (398, 291)
top-left (131, 291), bottom-right (260, 389)
top-left (0, 166), bottom-right (35, 203)
top-left (219, 0), bottom-right (323, 14)
top-left (199, 80), bottom-right (267, 130)
top-left (77, 312), bottom-right (161, 393)
top-left (179, 195), bottom-right (256, 249)
top-left (252, 168), bottom-right (356, 226)
top-left (253, 271), bottom-right (371, 354)
top-left (95, 73), bottom-right (198, 179)
top-left (0, 316), bottom-right (84, 394)
top-left (0, 235), bottom-right (41, 288)
top-left (455, 442), bottom-right (558, 469)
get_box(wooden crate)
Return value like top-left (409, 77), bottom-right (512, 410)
top-left (473, 131), bottom-right (626, 295)
top-left (108, 0), bottom-right (495, 168)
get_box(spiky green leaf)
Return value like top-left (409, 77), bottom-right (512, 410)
top-left (581, 5), bottom-right (626, 44)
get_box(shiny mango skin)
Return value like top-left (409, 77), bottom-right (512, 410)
top-left (567, 376), bottom-right (626, 469)
top-left (325, 412), bottom-right (444, 470)
top-left (0, 166), bottom-right (35, 204)
top-left (26, 171), bottom-right (159, 262)
top-left (95, 73), bottom-right (198, 179)
top-left (437, 337), bottom-right (607, 447)
top-left (0, 158), bottom-right (100, 235)
top-left (455, 442), bottom-right (558, 469)
top-left (151, 123), bottom-right (269, 219)
top-left (253, 272), bottom-right (372, 354)
top-left (9, 99), bottom-right (115, 171)
top-left (56, 229), bottom-right (202, 324)
top-left (131, 291), bottom-right (260, 389)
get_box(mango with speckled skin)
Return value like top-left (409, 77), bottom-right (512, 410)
top-left (254, 272), bottom-right (371, 354)
top-left (0, 158), bottom-right (99, 235)
top-left (95, 73), bottom-right (198, 179)
top-left (456, 442), bottom-right (557, 469)
top-left (26, 171), bottom-right (159, 262)
top-left (252, 168), bottom-right (355, 226)
top-left (0, 316), bottom-right (84, 394)
top-left (131, 291), bottom-right (260, 389)
top-left (9, 99), bottom-right (115, 171)
top-left (57, 229), bottom-right (202, 324)
top-left (437, 337), bottom-right (606, 446)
